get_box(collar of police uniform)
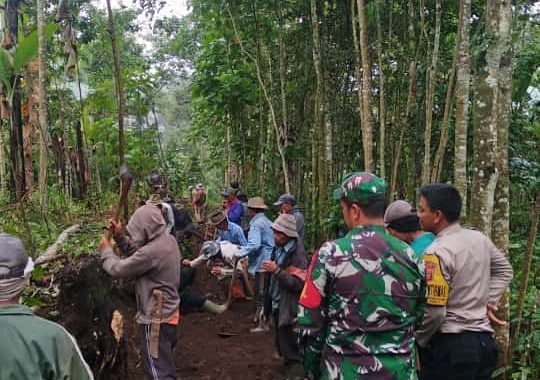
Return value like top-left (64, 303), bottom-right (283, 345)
top-left (0, 304), bottom-right (33, 316)
top-left (437, 222), bottom-right (461, 237)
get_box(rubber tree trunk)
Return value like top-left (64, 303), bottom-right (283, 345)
top-left (310, 0), bottom-right (328, 225)
top-left (37, 0), bottom-right (50, 212)
top-left (356, 0), bottom-right (374, 172)
top-left (351, 0), bottom-right (365, 164)
top-left (511, 192), bottom-right (539, 360)
top-left (375, 0), bottom-right (386, 179)
top-left (454, 0), bottom-right (472, 218)
top-left (105, 0), bottom-right (125, 168)
top-left (389, 0), bottom-right (418, 199)
top-left (421, 0), bottom-right (441, 185)
top-left (489, 0), bottom-right (513, 374)
top-left (227, 6), bottom-right (290, 193)
top-left (10, 78), bottom-right (25, 201)
top-left (0, 121), bottom-right (7, 198)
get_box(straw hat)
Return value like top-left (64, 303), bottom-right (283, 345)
top-left (271, 214), bottom-right (299, 238)
top-left (246, 196), bottom-right (268, 210)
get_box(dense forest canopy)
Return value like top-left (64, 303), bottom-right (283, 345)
top-left (0, 0), bottom-right (538, 377)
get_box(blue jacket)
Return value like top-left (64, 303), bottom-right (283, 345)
top-left (227, 199), bottom-right (244, 225)
top-left (235, 212), bottom-right (275, 274)
top-left (217, 220), bottom-right (248, 246)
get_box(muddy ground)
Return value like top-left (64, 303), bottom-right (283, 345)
top-left (54, 254), bottom-right (283, 380)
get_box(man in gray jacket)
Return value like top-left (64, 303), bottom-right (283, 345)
top-left (274, 193), bottom-right (305, 243)
top-left (100, 204), bottom-right (181, 380)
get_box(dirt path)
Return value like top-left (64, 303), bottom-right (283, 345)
top-left (176, 300), bottom-right (282, 380)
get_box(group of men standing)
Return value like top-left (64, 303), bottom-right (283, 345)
top-left (0, 170), bottom-right (514, 380)
top-left (297, 172), bottom-right (513, 380)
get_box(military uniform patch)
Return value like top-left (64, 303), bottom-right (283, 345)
top-left (424, 253), bottom-right (449, 306)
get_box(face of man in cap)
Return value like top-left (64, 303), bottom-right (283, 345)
top-left (217, 219), bottom-right (228, 230)
top-left (279, 202), bottom-right (293, 215)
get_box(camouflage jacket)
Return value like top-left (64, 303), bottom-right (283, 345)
top-left (298, 224), bottom-right (426, 380)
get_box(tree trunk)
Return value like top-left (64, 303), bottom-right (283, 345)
top-left (375, 0), bottom-right (386, 179)
top-left (431, 50), bottom-right (457, 182)
top-left (75, 49), bottom-right (89, 198)
top-left (454, 0), bottom-right (472, 218)
top-left (421, 0), bottom-right (441, 184)
top-left (469, 0), bottom-right (509, 233)
top-left (511, 192), bottom-right (539, 359)
top-left (351, 0), bottom-right (365, 160)
top-left (227, 7), bottom-right (290, 193)
top-left (10, 78), bottom-right (25, 201)
top-left (356, 0), bottom-right (374, 172)
top-left (490, 0), bottom-right (513, 374)
top-left (389, 0), bottom-right (418, 198)
top-left (105, 0), bottom-right (126, 168)
top-left (0, 121), bottom-right (6, 198)
top-left (37, 0), bottom-right (50, 212)
top-left (310, 0), bottom-right (328, 217)
top-left (1, 0), bottom-right (21, 50)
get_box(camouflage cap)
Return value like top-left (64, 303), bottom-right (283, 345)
top-left (333, 171), bottom-right (387, 202)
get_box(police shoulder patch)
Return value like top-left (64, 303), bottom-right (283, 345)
top-left (423, 253), bottom-right (449, 306)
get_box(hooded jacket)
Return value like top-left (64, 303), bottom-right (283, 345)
top-left (101, 204), bottom-right (181, 324)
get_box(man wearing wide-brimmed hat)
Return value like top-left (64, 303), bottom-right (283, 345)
top-left (259, 214), bottom-right (307, 379)
top-left (0, 234), bottom-right (93, 379)
top-left (234, 197), bottom-right (275, 327)
top-left (208, 209), bottom-right (247, 247)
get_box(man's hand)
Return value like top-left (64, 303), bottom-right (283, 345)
top-left (99, 236), bottom-right (112, 252)
top-left (261, 260), bottom-right (278, 273)
top-left (109, 219), bottom-right (123, 237)
top-left (487, 303), bottom-right (507, 327)
top-left (181, 259), bottom-right (191, 266)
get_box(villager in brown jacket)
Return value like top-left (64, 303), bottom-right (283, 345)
top-left (100, 204), bottom-right (181, 380)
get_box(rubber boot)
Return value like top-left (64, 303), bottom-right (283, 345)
top-left (250, 315), bottom-right (270, 333)
top-left (201, 300), bottom-right (227, 314)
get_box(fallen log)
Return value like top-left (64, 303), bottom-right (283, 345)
top-left (35, 224), bottom-right (81, 265)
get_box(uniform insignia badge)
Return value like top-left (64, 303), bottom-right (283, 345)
top-left (423, 253), bottom-right (449, 306)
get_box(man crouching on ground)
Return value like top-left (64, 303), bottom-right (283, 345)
top-left (261, 214), bottom-right (307, 380)
top-left (99, 204), bottom-right (181, 380)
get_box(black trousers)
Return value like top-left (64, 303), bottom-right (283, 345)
top-left (140, 323), bottom-right (178, 380)
top-left (419, 332), bottom-right (498, 380)
top-left (179, 266), bottom-right (207, 313)
top-left (273, 310), bottom-right (303, 379)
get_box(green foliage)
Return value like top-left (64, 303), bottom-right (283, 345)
top-left (12, 23), bottom-right (56, 73)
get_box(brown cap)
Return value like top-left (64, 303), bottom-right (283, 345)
top-left (272, 214), bottom-right (298, 238)
top-left (246, 196), bottom-right (268, 210)
top-left (384, 200), bottom-right (420, 232)
top-left (208, 210), bottom-right (227, 226)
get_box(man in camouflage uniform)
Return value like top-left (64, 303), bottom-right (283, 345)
top-left (298, 172), bottom-right (426, 380)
